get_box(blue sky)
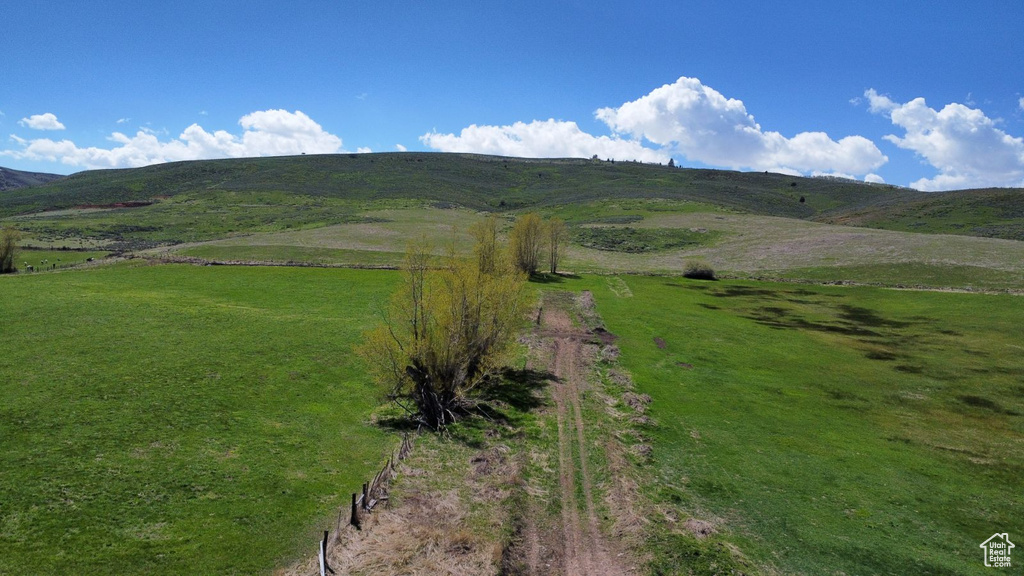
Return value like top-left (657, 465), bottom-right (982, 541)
top-left (2, 1), bottom-right (1022, 190)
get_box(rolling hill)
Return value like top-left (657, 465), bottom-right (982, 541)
top-left (0, 165), bottom-right (63, 191)
top-left (2, 152), bottom-right (1021, 240)
top-left (0, 153), bottom-right (918, 219)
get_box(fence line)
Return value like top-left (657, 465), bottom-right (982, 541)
top-left (315, 432), bottom-right (414, 576)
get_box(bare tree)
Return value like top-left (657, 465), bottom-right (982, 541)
top-left (547, 217), bottom-right (566, 275)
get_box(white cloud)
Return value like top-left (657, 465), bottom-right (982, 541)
top-left (596, 77), bottom-right (887, 175)
top-left (395, 144), bottom-right (408, 152)
top-left (116, 118), bottom-right (130, 124)
top-left (864, 173), bottom-right (885, 184)
top-left (199, 110), bottom-right (208, 116)
top-left (1019, 97), bottom-right (1024, 112)
top-left (19, 113), bottom-right (66, 130)
top-left (356, 147), bottom-right (372, 153)
top-left (2, 109), bottom-right (343, 169)
top-left (866, 89), bottom-right (1024, 190)
top-left (420, 119), bottom-right (668, 163)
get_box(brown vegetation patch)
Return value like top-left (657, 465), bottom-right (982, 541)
top-left (607, 369), bottom-right (634, 389)
top-left (623, 392), bottom-right (652, 414)
top-left (74, 201), bottom-right (153, 209)
top-left (676, 362), bottom-right (694, 369)
top-left (631, 444), bottom-right (653, 459)
top-left (653, 337), bottom-right (667, 349)
top-left (683, 518), bottom-right (717, 539)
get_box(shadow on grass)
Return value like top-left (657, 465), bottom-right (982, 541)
top-left (529, 272), bottom-right (581, 284)
top-left (374, 367), bottom-right (554, 447)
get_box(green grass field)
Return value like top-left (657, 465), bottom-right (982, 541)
top-left (2, 152), bottom-right (1022, 573)
top-left (0, 264), bottom-right (398, 575)
top-left (574, 275), bottom-right (1023, 575)
top-left (14, 248), bottom-right (111, 271)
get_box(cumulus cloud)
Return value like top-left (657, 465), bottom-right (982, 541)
top-left (3, 109), bottom-right (343, 169)
top-left (19, 113), bottom-right (66, 130)
top-left (596, 77), bottom-right (887, 175)
top-left (864, 173), bottom-right (885, 184)
top-left (865, 89), bottom-right (1024, 190)
top-left (395, 144), bottom-right (408, 152)
top-left (420, 119), bottom-right (669, 163)
top-left (356, 147), bottom-right (372, 153)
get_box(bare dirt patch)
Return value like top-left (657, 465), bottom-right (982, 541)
top-left (683, 518), bottom-right (717, 540)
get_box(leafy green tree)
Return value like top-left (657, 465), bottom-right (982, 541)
top-left (359, 240), bottom-right (528, 429)
top-left (469, 214), bottom-right (503, 274)
top-left (0, 228), bottom-right (20, 274)
top-left (509, 213), bottom-right (544, 275)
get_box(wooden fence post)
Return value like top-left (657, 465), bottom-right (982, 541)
top-left (362, 482), bottom-right (369, 511)
top-left (319, 530), bottom-right (335, 575)
top-left (350, 493), bottom-right (360, 529)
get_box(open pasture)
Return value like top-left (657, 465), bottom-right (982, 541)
top-left (0, 264), bottom-right (396, 575)
top-left (579, 275), bottom-right (1023, 575)
top-left (171, 202), bottom-right (1024, 291)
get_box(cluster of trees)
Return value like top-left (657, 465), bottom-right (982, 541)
top-left (359, 213), bottom-right (568, 429)
top-left (0, 228), bottom-right (20, 274)
top-left (507, 213), bottom-right (566, 276)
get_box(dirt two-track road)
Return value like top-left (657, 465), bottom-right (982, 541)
top-left (518, 300), bottom-right (635, 576)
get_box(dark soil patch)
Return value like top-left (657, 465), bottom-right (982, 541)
top-left (653, 337), bottom-right (667, 349)
top-left (676, 362), bottom-right (694, 369)
top-left (592, 326), bottom-right (618, 345)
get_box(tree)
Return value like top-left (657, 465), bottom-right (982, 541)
top-left (469, 214), bottom-right (502, 274)
top-left (668, 158), bottom-right (675, 168)
top-left (509, 213), bottom-right (544, 275)
top-left (358, 240), bottom-right (528, 429)
top-left (0, 228), bottom-right (20, 274)
top-left (546, 217), bottom-right (566, 275)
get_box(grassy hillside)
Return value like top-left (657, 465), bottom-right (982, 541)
top-left (819, 187), bottom-right (1024, 241)
top-left (0, 153), bottom-right (919, 219)
top-left (0, 264), bottom-right (396, 575)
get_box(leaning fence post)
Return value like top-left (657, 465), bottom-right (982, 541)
top-left (319, 530), bottom-right (335, 576)
top-left (350, 493), bottom-right (360, 529)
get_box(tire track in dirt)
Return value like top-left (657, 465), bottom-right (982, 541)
top-left (542, 304), bottom-right (630, 576)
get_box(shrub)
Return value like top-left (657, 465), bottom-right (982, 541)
top-left (683, 259), bottom-right (716, 280)
top-left (358, 241), bottom-right (528, 429)
top-left (0, 228), bottom-right (20, 274)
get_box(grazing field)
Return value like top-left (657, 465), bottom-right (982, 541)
top-left (169, 203), bottom-right (1024, 291)
top-left (575, 275), bottom-right (1023, 575)
top-left (171, 206), bottom-right (485, 266)
top-left (14, 248), bottom-right (111, 271)
top-left (0, 264), bottom-right (397, 575)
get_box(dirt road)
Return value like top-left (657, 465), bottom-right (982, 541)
top-left (531, 302), bottom-right (632, 576)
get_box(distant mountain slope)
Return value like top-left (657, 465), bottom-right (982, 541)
top-left (0, 153), bottom-right (1020, 240)
top-left (0, 152), bottom-right (919, 217)
top-left (0, 166), bottom-right (63, 191)
top-left (817, 187), bottom-right (1024, 241)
